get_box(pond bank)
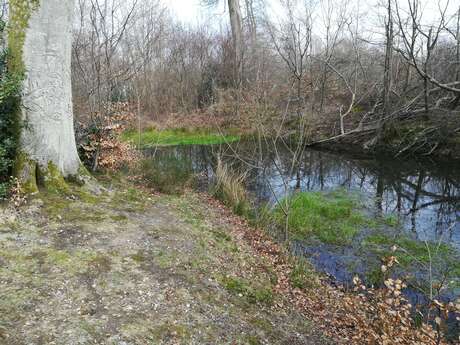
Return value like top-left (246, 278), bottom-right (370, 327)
top-left (139, 140), bottom-right (460, 341)
top-left (1, 175), bottom-right (455, 343)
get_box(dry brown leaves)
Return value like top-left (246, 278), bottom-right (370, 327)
top-left (8, 177), bottom-right (27, 207)
top-left (78, 102), bottom-right (140, 172)
top-left (198, 193), bottom-right (456, 345)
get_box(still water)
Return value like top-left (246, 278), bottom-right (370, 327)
top-left (146, 141), bottom-right (459, 246)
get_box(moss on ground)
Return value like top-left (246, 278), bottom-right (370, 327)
top-left (221, 275), bottom-right (274, 305)
top-left (122, 127), bottom-right (240, 147)
top-left (0, 179), bottom-right (330, 344)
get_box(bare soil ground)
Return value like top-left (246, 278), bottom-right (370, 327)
top-left (0, 182), bottom-right (332, 345)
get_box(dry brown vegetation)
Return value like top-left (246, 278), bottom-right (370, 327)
top-left (71, 0), bottom-right (460, 157)
top-left (203, 194), bottom-right (460, 344)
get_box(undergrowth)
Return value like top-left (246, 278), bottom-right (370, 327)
top-left (0, 19), bottom-right (22, 199)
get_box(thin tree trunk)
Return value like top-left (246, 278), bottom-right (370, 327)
top-left (382, 0), bottom-right (393, 119)
top-left (228, 0), bottom-right (243, 88)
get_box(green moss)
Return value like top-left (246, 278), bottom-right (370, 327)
top-left (41, 192), bottom-right (108, 222)
top-left (39, 161), bottom-right (70, 194)
top-left (222, 276), bottom-right (273, 305)
top-left (271, 190), bottom-right (369, 245)
top-left (149, 322), bottom-right (190, 342)
top-left (14, 152), bottom-right (38, 193)
top-left (8, 0), bottom-right (40, 73)
top-left (122, 128), bottom-right (240, 148)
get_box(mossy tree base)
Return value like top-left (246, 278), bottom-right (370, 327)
top-left (15, 153), bottom-right (97, 195)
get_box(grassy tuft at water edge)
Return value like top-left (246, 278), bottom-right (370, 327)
top-left (270, 190), bottom-right (369, 245)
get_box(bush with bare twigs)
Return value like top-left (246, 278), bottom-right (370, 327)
top-left (77, 102), bottom-right (140, 172)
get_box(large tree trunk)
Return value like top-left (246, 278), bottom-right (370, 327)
top-left (228, 0), bottom-right (243, 87)
top-left (9, 0), bottom-right (81, 192)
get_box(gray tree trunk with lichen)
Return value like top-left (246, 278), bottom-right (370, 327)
top-left (9, 0), bottom-right (81, 192)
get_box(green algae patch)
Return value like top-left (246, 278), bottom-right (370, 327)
top-left (271, 190), bottom-right (369, 245)
top-left (122, 128), bottom-right (240, 147)
top-left (363, 233), bottom-right (459, 267)
top-left (362, 232), bottom-right (460, 290)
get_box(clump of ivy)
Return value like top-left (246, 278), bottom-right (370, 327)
top-left (0, 19), bottom-right (22, 199)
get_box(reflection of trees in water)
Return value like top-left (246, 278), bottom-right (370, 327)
top-left (226, 142), bottom-right (459, 242)
top-left (284, 149), bottom-right (459, 242)
top-left (148, 142), bottom-right (459, 244)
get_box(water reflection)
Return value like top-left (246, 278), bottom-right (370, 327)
top-left (145, 142), bottom-right (460, 250)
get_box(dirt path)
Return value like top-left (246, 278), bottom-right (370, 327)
top-left (0, 183), bottom-right (332, 345)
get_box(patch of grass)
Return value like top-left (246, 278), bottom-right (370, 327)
top-left (87, 254), bottom-right (112, 274)
top-left (290, 258), bottom-right (318, 289)
top-left (149, 322), bottom-right (190, 342)
top-left (244, 335), bottom-right (262, 345)
top-left (365, 266), bottom-right (385, 287)
top-left (122, 128), bottom-right (240, 148)
top-left (222, 276), bottom-right (273, 305)
top-left (110, 214), bottom-right (128, 222)
top-left (212, 159), bottom-right (250, 216)
top-left (155, 250), bottom-right (177, 269)
top-left (382, 215), bottom-right (400, 227)
top-left (111, 187), bottom-right (149, 212)
top-left (130, 250), bottom-right (147, 263)
top-left (271, 190), bottom-right (368, 245)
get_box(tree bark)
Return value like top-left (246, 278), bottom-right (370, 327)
top-left (228, 0), bottom-right (243, 87)
top-left (9, 0), bottom-right (81, 192)
top-left (382, 0), bottom-right (393, 119)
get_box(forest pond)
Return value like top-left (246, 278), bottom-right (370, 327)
top-left (143, 139), bottom-right (460, 312)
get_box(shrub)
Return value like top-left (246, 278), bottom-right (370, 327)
top-left (0, 20), bottom-right (22, 199)
top-left (77, 102), bottom-right (139, 172)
